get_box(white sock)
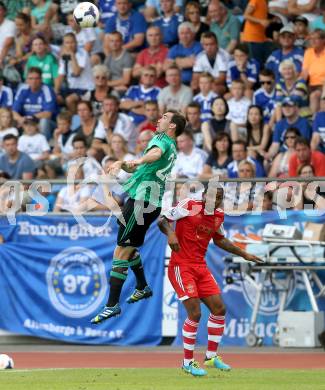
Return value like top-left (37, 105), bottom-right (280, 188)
top-left (205, 351), bottom-right (216, 360)
top-left (183, 358), bottom-right (193, 367)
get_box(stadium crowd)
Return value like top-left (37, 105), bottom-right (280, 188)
top-left (0, 0), bottom-right (325, 213)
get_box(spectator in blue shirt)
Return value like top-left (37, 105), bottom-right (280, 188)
top-left (13, 67), bottom-right (57, 140)
top-left (0, 70), bottom-right (13, 108)
top-left (120, 65), bottom-right (160, 125)
top-left (311, 95), bottom-right (325, 153)
top-left (153, 0), bottom-right (183, 47)
top-left (253, 69), bottom-right (276, 124)
top-left (266, 97), bottom-right (312, 160)
top-left (98, 0), bottom-right (116, 24)
top-left (144, 0), bottom-right (183, 21)
top-left (0, 134), bottom-right (35, 179)
top-left (165, 21), bottom-right (202, 85)
top-left (104, 0), bottom-right (147, 52)
top-left (226, 43), bottom-right (259, 99)
top-left (266, 24), bottom-right (304, 81)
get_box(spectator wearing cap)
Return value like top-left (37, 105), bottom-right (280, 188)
top-left (0, 70), bottom-right (13, 108)
top-left (208, 1), bottom-right (240, 54)
top-left (105, 31), bottom-right (134, 96)
top-left (293, 16), bottom-right (309, 48)
top-left (0, 1), bottom-right (16, 66)
top-left (153, 0), bottom-right (183, 47)
top-left (266, 23), bottom-right (304, 81)
top-left (120, 66), bottom-right (160, 126)
top-left (289, 136), bottom-right (325, 177)
top-left (301, 29), bottom-right (325, 115)
top-left (226, 43), bottom-right (260, 99)
top-left (172, 130), bottom-right (208, 179)
top-left (18, 116), bottom-right (50, 164)
top-left (266, 97), bottom-right (312, 160)
top-left (157, 65), bottom-right (193, 114)
top-left (253, 69), bottom-right (276, 125)
top-left (136, 100), bottom-right (159, 134)
top-left (311, 0), bottom-right (325, 31)
top-left (164, 21), bottom-right (202, 85)
top-left (24, 36), bottom-right (59, 87)
top-left (192, 31), bottom-right (229, 95)
top-left (104, 0), bottom-right (147, 52)
top-left (0, 134), bottom-right (35, 179)
top-left (93, 95), bottom-right (137, 153)
top-left (242, 0), bottom-right (270, 66)
top-left (132, 26), bottom-right (169, 89)
top-left (311, 94), bottom-right (325, 153)
top-left (288, 0), bottom-right (319, 24)
top-left (55, 32), bottom-right (94, 114)
top-left (13, 67), bottom-right (57, 140)
top-left (275, 59), bottom-right (309, 120)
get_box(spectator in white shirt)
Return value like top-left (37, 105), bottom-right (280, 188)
top-left (52, 111), bottom-right (76, 162)
top-left (226, 79), bottom-right (251, 141)
top-left (0, 2), bottom-right (15, 66)
top-left (172, 130), bottom-right (208, 178)
top-left (192, 31), bottom-right (229, 95)
top-left (17, 116), bottom-right (50, 164)
top-left (93, 95), bottom-right (137, 153)
top-left (55, 32), bottom-right (94, 113)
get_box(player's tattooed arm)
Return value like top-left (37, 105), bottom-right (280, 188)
top-left (213, 237), bottom-right (263, 264)
top-left (158, 216), bottom-right (180, 252)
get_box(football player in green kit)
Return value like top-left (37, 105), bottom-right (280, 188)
top-left (91, 110), bottom-right (186, 324)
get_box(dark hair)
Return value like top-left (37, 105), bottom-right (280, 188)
top-left (27, 67), bottom-right (42, 76)
top-left (16, 12), bottom-right (31, 26)
top-left (3, 134), bottom-right (18, 143)
top-left (77, 100), bottom-right (93, 113)
top-left (72, 135), bottom-right (87, 146)
top-left (0, 1), bottom-right (6, 12)
top-left (144, 100), bottom-right (158, 107)
top-left (234, 43), bottom-right (249, 56)
top-left (246, 105), bottom-right (264, 147)
top-left (0, 171), bottom-right (10, 179)
top-left (212, 96), bottom-right (229, 117)
top-left (187, 102), bottom-right (201, 112)
top-left (259, 69), bottom-right (275, 79)
top-left (201, 31), bottom-right (218, 43)
top-left (295, 136), bottom-right (310, 148)
top-left (104, 94), bottom-right (120, 105)
top-left (32, 35), bottom-right (47, 45)
top-left (297, 163), bottom-right (315, 176)
top-left (232, 140), bottom-right (247, 149)
top-left (169, 111), bottom-right (187, 137)
top-left (284, 126), bottom-right (300, 138)
top-left (212, 132), bottom-right (232, 160)
top-left (64, 32), bottom-right (77, 41)
top-left (110, 30), bottom-right (123, 40)
top-left (178, 129), bottom-right (194, 141)
top-left (313, 28), bottom-right (325, 40)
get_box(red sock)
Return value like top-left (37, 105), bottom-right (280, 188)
top-left (182, 318), bottom-right (199, 366)
top-left (206, 314), bottom-right (225, 359)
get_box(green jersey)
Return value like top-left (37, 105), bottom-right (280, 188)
top-left (123, 132), bottom-right (177, 207)
top-left (25, 54), bottom-right (58, 86)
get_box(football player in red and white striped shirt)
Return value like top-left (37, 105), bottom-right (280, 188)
top-left (158, 185), bottom-right (262, 376)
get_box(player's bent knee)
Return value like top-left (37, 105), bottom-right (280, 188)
top-left (212, 303), bottom-right (226, 316)
top-left (188, 309), bottom-right (201, 322)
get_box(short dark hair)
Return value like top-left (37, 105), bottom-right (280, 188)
top-left (3, 134), bottom-right (18, 143)
top-left (232, 140), bottom-right (247, 149)
top-left (259, 69), bottom-right (275, 79)
top-left (187, 102), bottom-right (201, 111)
top-left (234, 43), bottom-right (249, 56)
top-left (178, 129), bottom-right (194, 141)
top-left (297, 163), bottom-right (315, 176)
top-left (144, 100), bottom-right (158, 107)
top-left (27, 67), bottom-right (42, 76)
top-left (16, 12), bottom-right (31, 26)
top-left (295, 136), bottom-right (310, 148)
top-left (104, 94), bottom-right (120, 105)
top-left (201, 31), bottom-right (218, 43)
top-left (72, 135), bottom-right (87, 146)
top-left (168, 111), bottom-right (187, 137)
top-left (0, 1), bottom-right (6, 12)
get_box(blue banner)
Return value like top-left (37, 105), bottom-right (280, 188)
top-left (174, 211), bottom-right (325, 346)
top-left (0, 215), bottom-right (166, 345)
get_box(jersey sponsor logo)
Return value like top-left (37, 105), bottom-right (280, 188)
top-left (46, 247), bottom-right (107, 318)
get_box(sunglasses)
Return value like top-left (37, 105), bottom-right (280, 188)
top-left (260, 80), bottom-right (273, 85)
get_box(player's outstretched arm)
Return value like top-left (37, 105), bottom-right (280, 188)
top-left (123, 147), bottom-right (163, 170)
top-left (158, 216), bottom-right (180, 252)
top-left (213, 237), bottom-right (263, 264)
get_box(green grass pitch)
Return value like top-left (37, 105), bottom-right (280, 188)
top-left (0, 368), bottom-right (325, 390)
